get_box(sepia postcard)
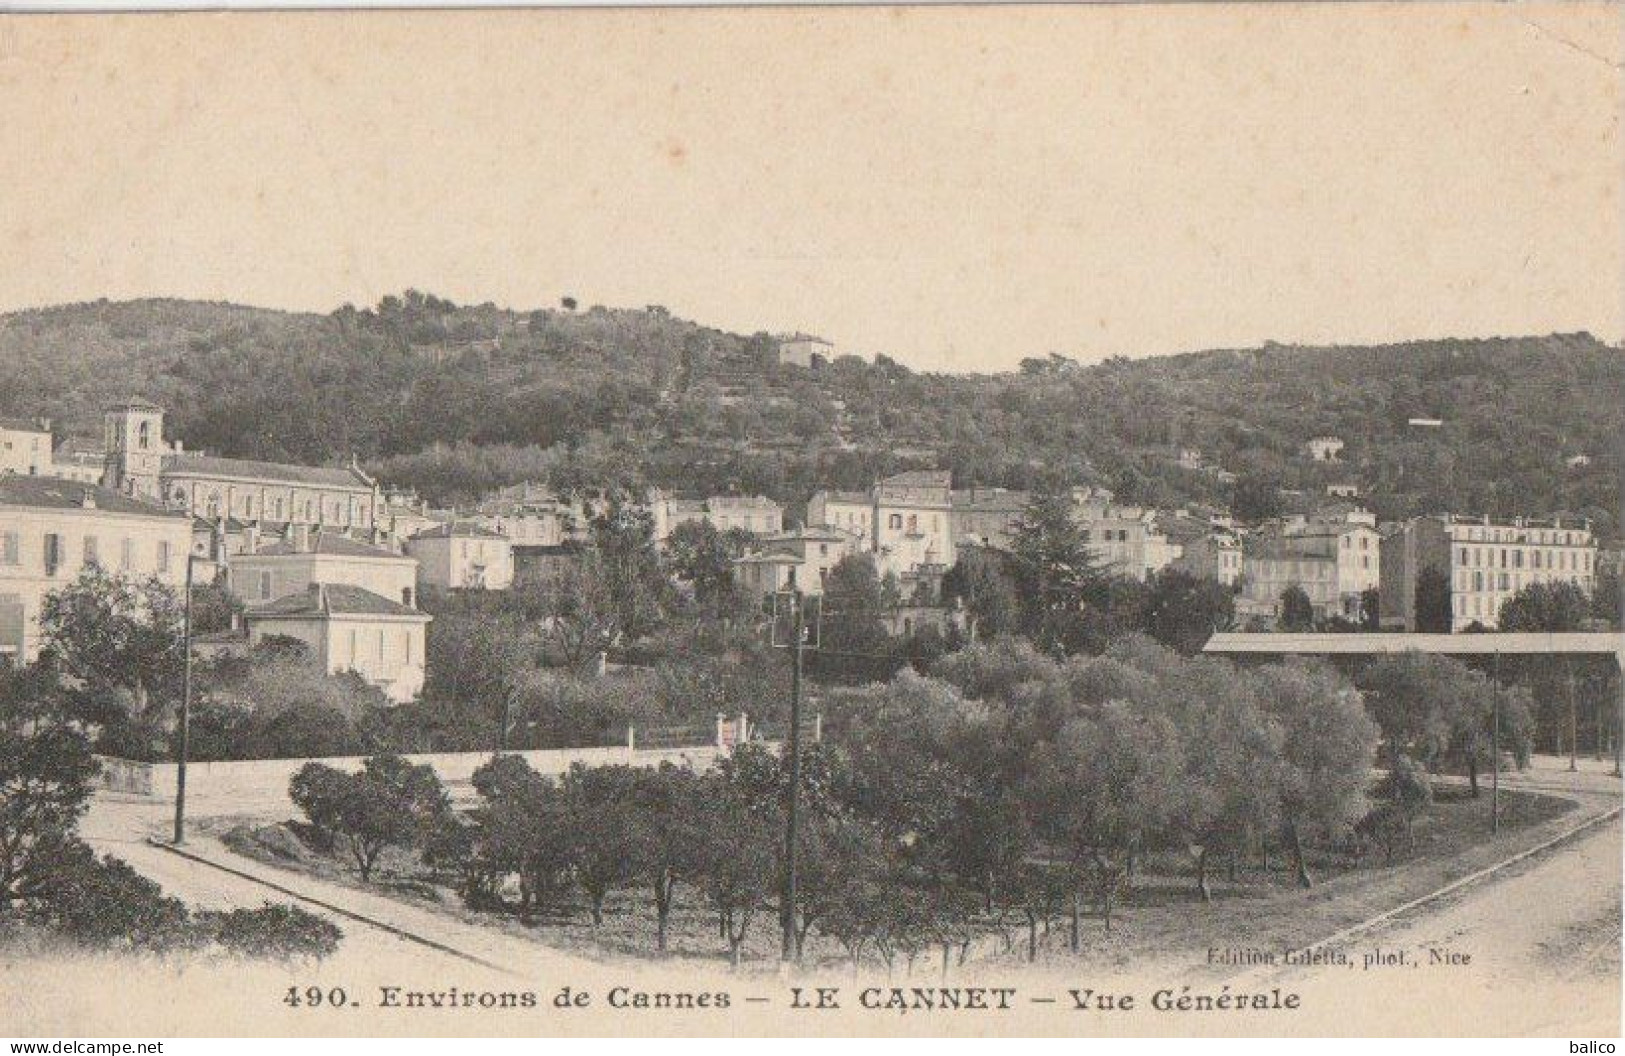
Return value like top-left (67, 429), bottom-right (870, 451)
top-left (0, 2), bottom-right (1621, 1041)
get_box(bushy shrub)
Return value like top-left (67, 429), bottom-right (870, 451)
top-left (204, 903), bottom-right (342, 961)
top-left (289, 756), bottom-right (448, 881)
top-left (37, 849), bottom-right (196, 953)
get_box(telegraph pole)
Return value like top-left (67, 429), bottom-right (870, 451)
top-left (780, 587), bottom-right (805, 966)
top-left (172, 553), bottom-right (195, 845)
top-left (1491, 650), bottom-right (1500, 834)
top-left (1565, 654), bottom-right (1578, 773)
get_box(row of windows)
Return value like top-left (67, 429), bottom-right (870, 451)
top-left (180, 486), bottom-right (370, 525)
top-left (1451, 526), bottom-right (1587, 546)
top-left (1, 530), bottom-right (173, 576)
top-left (885, 513), bottom-right (942, 534)
top-left (1456, 568), bottom-right (1592, 595)
top-left (1456, 546), bottom-right (1591, 573)
top-left (335, 627), bottom-right (416, 668)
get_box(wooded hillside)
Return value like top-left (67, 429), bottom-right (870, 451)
top-left (2, 295), bottom-right (1619, 537)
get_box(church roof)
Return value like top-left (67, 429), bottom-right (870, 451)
top-left (163, 453), bottom-right (372, 490)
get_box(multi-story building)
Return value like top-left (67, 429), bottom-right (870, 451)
top-left (470, 483), bottom-right (582, 549)
top-left (949, 487), bottom-right (1030, 550)
top-left (0, 476), bottom-right (192, 662)
top-left (1272, 508), bottom-right (1381, 619)
top-left (49, 437), bottom-right (108, 485)
top-left (0, 417), bottom-right (53, 477)
top-left (651, 492), bottom-right (784, 541)
top-left (101, 401), bottom-right (382, 533)
top-left (1238, 540), bottom-right (1341, 623)
top-left (1163, 513), bottom-right (1243, 587)
top-left (242, 583), bottom-right (430, 704)
top-left (1071, 491), bottom-right (1182, 581)
top-left (406, 521), bottom-right (515, 591)
top-left (809, 470), bottom-right (955, 587)
top-left (1379, 514), bottom-right (1597, 631)
top-left (733, 527), bottom-right (854, 599)
top-left (228, 531), bottom-right (420, 610)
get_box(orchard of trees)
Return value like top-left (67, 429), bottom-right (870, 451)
top-left (282, 636), bottom-right (1533, 971)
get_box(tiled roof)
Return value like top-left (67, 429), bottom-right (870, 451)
top-left (193, 514), bottom-right (249, 532)
top-left (54, 436), bottom-right (105, 457)
top-left (247, 584), bottom-right (426, 619)
top-left (409, 520), bottom-right (507, 541)
top-left (760, 528), bottom-right (849, 544)
top-left (0, 475), bottom-right (185, 519)
top-left (0, 417), bottom-right (49, 433)
top-left (951, 488), bottom-right (1029, 512)
top-left (1244, 537), bottom-right (1337, 562)
top-left (881, 470), bottom-right (952, 489)
top-left (250, 534), bottom-right (406, 560)
top-left (736, 552), bottom-right (799, 565)
top-left (163, 453), bottom-right (372, 490)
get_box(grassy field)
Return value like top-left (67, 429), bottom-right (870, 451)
top-left (206, 777), bottom-right (1581, 979)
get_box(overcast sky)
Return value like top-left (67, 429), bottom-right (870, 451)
top-left (1, 5), bottom-right (1620, 373)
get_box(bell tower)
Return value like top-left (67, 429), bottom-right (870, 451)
top-left (103, 399), bottom-right (168, 501)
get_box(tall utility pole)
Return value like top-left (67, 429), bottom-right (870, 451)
top-left (172, 554), bottom-right (196, 845)
top-left (1491, 650), bottom-right (1500, 834)
top-left (779, 588), bottom-right (805, 966)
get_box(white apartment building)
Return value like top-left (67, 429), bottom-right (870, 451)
top-left (0, 476), bottom-right (192, 662)
top-left (1380, 514), bottom-right (1597, 631)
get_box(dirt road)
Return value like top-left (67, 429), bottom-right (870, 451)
top-left (1224, 758), bottom-right (1622, 1035)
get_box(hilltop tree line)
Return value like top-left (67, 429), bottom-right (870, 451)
top-left (1, 297), bottom-right (1618, 537)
